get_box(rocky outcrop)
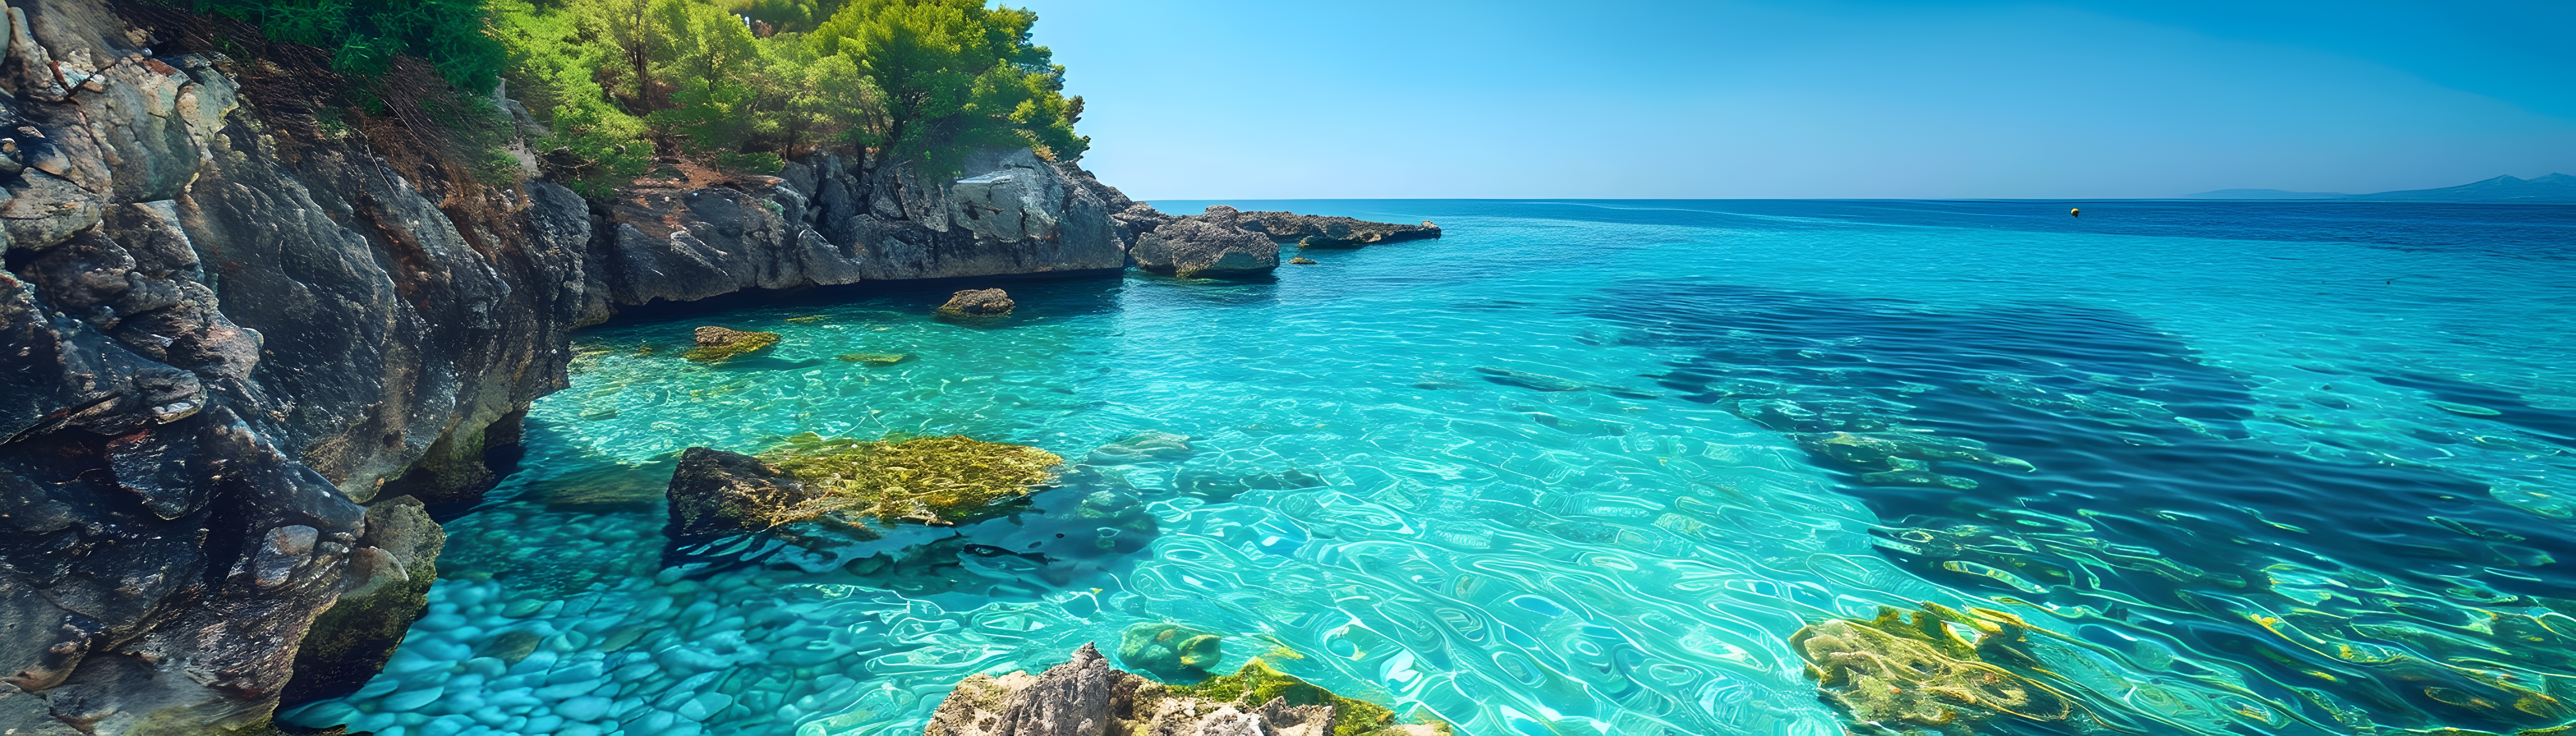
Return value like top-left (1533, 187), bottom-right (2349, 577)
top-left (937, 287), bottom-right (1015, 317)
top-left (1132, 206), bottom-right (1280, 279)
top-left (1228, 210), bottom-right (1441, 249)
top-left (587, 148), bottom-right (1130, 322)
top-left (0, 1), bottom-right (590, 731)
top-left (924, 645), bottom-right (1441, 736)
top-left (663, 447), bottom-right (817, 547)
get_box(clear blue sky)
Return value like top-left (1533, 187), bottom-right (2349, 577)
top-left (1013, 0), bottom-right (2576, 199)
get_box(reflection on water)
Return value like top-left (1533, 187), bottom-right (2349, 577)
top-left (288, 200), bottom-right (2576, 736)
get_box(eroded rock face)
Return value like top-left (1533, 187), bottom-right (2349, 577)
top-left (590, 148), bottom-right (1131, 320)
top-left (0, 1), bottom-right (591, 730)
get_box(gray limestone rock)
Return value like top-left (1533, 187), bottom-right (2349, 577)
top-left (1132, 206), bottom-right (1278, 279)
top-left (1229, 210), bottom-right (1441, 249)
top-left (589, 149), bottom-right (1130, 320)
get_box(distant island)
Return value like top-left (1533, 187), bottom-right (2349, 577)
top-left (2186, 173), bottom-right (2576, 203)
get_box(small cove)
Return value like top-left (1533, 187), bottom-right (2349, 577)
top-left (288, 200), bottom-right (2576, 736)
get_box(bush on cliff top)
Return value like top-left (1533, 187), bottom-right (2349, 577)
top-left (181, 0), bottom-right (507, 92)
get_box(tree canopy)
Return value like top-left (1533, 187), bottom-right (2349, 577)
top-left (496, 0), bottom-right (1087, 195)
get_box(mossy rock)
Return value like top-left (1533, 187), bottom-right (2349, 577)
top-left (759, 432), bottom-right (1061, 526)
top-left (1156, 658), bottom-right (1405, 736)
top-left (1792, 604), bottom-right (2078, 735)
top-left (683, 331), bottom-right (780, 362)
top-left (837, 352), bottom-right (912, 366)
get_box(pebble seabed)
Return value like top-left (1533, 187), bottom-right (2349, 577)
top-left (289, 199), bottom-right (2576, 736)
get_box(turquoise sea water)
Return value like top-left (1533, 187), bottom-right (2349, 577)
top-left (288, 200), bottom-right (2576, 736)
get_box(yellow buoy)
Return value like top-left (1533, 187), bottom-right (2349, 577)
top-left (2070, 208), bottom-right (2081, 217)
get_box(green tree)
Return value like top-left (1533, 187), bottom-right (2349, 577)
top-left (809, 0), bottom-right (1085, 174)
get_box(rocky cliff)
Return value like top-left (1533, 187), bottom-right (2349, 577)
top-left (0, 1), bottom-right (1147, 732)
top-left (583, 147), bottom-right (1135, 324)
top-left (0, 2), bottom-right (1445, 733)
top-left (0, 0), bottom-right (593, 731)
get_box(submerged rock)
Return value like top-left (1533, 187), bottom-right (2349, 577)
top-left (1474, 366), bottom-right (1586, 392)
top-left (1290, 257), bottom-right (1317, 264)
top-left (762, 433), bottom-right (1061, 525)
top-left (684, 326), bottom-right (782, 362)
top-left (924, 645), bottom-right (1443, 736)
top-left (664, 447), bottom-right (821, 545)
top-left (838, 352), bottom-right (914, 365)
top-left (1119, 623), bottom-right (1226, 682)
top-left (1086, 430), bottom-right (1195, 464)
top-left (938, 288), bottom-right (1017, 318)
top-left (1792, 605), bottom-right (2079, 733)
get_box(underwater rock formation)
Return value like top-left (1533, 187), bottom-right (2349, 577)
top-left (664, 447), bottom-right (820, 546)
top-left (838, 352), bottom-right (913, 365)
top-left (758, 433), bottom-right (1062, 526)
top-left (924, 644), bottom-right (1442, 736)
top-left (1132, 206), bottom-right (1280, 279)
top-left (938, 288), bottom-right (1016, 318)
top-left (681, 326), bottom-right (781, 362)
top-left (1791, 605), bottom-right (2082, 735)
top-left (1085, 431), bottom-right (1194, 465)
top-left (1118, 623), bottom-right (1225, 682)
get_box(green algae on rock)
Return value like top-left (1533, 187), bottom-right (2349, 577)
top-left (1149, 659), bottom-right (1430, 736)
top-left (683, 326), bottom-right (782, 362)
top-left (926, 645), bottom-right (1443, 736)
top-left (761, 433), bottom-right (1061, 526)
top-left (1792, 604), bottom-right (2082, 735)
top-left (1119, 622), bottom-right (1226, 682)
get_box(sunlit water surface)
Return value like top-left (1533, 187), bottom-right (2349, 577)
top-left (288, 200), bottom-right (2576, 736)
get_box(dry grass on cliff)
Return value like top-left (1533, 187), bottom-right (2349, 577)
top-left (757, 433), bottom-right (1060, 526)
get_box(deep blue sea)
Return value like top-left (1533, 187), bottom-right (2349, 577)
top-left (288, 200), bottom-right (2576, 736)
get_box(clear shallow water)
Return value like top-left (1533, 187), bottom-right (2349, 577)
top-left (287, 200), bottom-right (2576, 736)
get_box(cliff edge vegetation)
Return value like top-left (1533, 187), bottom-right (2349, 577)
top-left (495, 0), bottom-right (1087, 194)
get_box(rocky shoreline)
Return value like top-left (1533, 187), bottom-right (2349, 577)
top-left (0, 1), bottom-right (1439, 732)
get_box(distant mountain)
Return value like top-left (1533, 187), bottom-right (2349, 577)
top-left (2183, 188), bottom-right (2348, 199)
top-left (2342, 173), bottom-right (2576, 203)
top-left (2187, 173), bottom-right (2576, 204)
